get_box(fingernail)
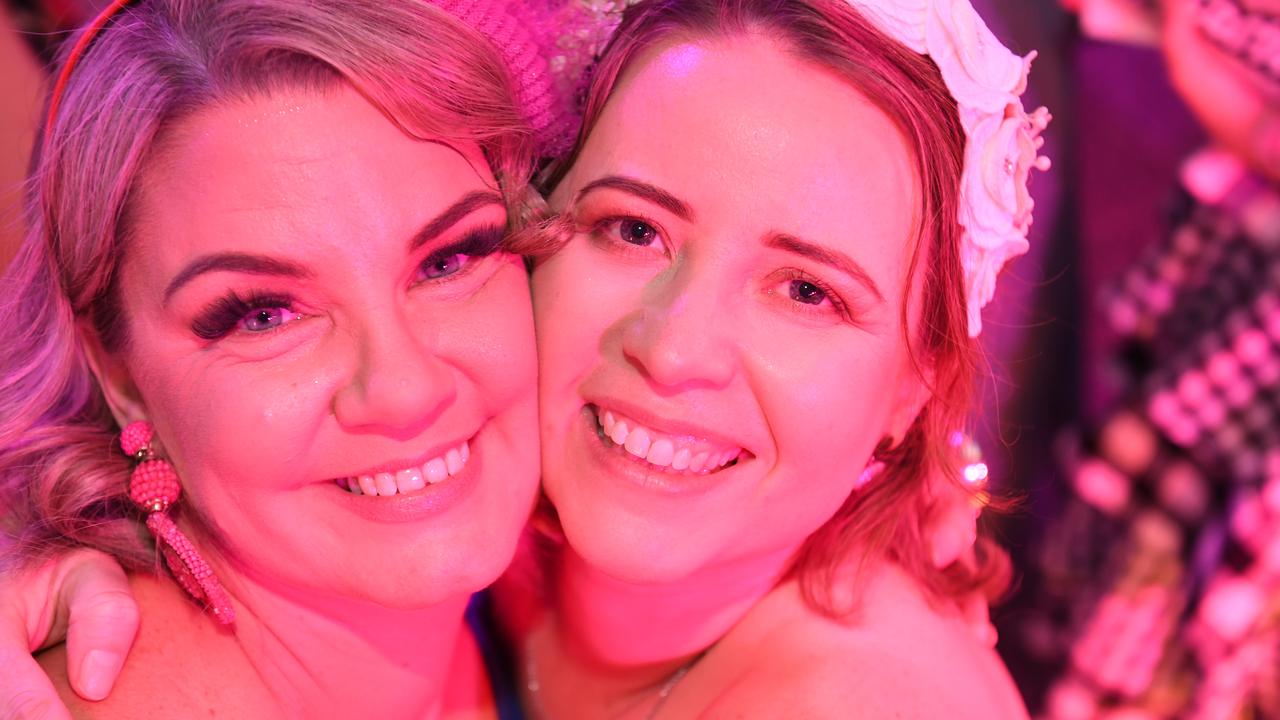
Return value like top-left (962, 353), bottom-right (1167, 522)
top-left (79, 650), bottom-right (123, 701)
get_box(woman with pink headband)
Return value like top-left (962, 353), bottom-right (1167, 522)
top-left (0, 0), bottom-right (547, 716)
top-left (0, 0), bottom-right (1046, 717)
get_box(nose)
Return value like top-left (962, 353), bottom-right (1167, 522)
top-left (332, 309), bottom-right (456, 438)
top-left (620, 264), bottom-right (737, 391)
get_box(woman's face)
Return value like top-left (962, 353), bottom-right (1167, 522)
top-left (534, 36), bottom-right (928, 583)
top-left (106, 85), bottom-right (540, 607)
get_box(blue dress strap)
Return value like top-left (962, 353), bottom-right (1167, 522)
top-left (466, 591), bottom-right (527, 720)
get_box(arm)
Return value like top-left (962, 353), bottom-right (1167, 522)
top-left (0, 549), bottom-right (139, 718)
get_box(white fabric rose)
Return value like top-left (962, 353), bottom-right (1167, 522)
top-left (925, 0), bottom-right (1027, 115)
top-left (847, 0), bottom-right (1051, 337)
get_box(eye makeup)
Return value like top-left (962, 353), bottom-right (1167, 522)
top-left (191, 290), bottom-right (297, 340)
top-left (428, 224), bottom-right (506, 266)
top-left (187, 225), bottom-right (508, 342)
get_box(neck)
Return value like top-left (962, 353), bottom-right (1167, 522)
top-left (553, 545), bottom-right (794, 667)
top-left (213, 555), bottom-right (481, 719)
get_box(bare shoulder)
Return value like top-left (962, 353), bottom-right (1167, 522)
top-left (702, 568), bottom-right (1027, 720)
top-left (35, 642), bottom-right (204, 719)
top-left (37, 572), bottom-right (266, 718)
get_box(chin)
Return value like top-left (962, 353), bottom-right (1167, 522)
top-left (555, 496), bottom-right (724, 586)
top-left (345, 543), bottom-right (518, 608)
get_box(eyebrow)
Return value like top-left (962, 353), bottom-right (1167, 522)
top-left (164, 253), bottom-right (311, 302)
top-left (766, 233), bottom-right (885, 303)
top-left (575, 176), bottom-right (694, 221)
top-left (163, 190), bottom-right (505, 302)
top-left (408, 190), bottom-right (505, 252)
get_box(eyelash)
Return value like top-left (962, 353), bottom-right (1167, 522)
top-left (414, 225), bottom-right (506, 284)
top-left (771, 268), bottom-right (851, 320)
top-left (191, 291), bottom-right (298, 340)
top-left (588, 215), bottom-right (669, 257)
top-left (584, 212), bottom-right (854, 323)
top-left (191, 226), bottom-right (507, 342)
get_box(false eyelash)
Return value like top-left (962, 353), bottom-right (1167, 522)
top-left (420, 224), bottom-right (507, 273)
top-left (191, 291), bottom-right (295, 340)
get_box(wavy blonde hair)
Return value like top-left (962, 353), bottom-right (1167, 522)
top-left (0, 0), bottom-right (536, 571)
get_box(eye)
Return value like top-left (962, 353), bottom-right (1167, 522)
top-left (789, 279), bottom-right (827, 306)
top-left (419, 253), bottom-right (468, 280)
top-left (614, 218), bottom-right (660, 247)
top-left (586, 215), bottom-right (669, 259)
top-left (413, 226), bottom-right (505, 284)
top-left (192, 292), bottom-right (304, 340)
top-left (241, 306), bottom-right (302, 332)
top-left (765, 270), bottom-right (850, 321)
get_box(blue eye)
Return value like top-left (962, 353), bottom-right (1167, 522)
top-left (240, 307), bottom-right (300, 332)
top-left (414, 226), bottom-right (505, 284)
top-left (420, 253), bottom-right (467, 280)
top-left (193, 292), bottom-right (302, 340)
top-left (617, 219), bottom-right (658, 246)
top-left (789, 280), bottom-right (827, 306)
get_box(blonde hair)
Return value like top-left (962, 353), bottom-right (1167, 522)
top-left (0, 0), bottom-right (536, 570)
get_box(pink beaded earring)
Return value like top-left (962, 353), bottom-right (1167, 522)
top-left (120, 421), bottom-right (235, 625)
top-left (855, 456), bottom-right (886, 490)
top-left (855, 436), bottom-right (895, 490)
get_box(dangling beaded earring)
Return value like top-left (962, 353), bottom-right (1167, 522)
top-left (855, 456), bottom-right (885, 490)
top-left (120, 421), bottom-right (235, 625)
top-left (855, 436), bottom-right (896, 490)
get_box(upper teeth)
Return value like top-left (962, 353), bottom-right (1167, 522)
top-left (342, 440), bottom-right (470, 496)
top-left (598, 408), bottom-right (742, 473)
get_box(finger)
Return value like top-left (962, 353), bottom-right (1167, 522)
top-left (59, 558), bottom-right (138, 703)
top-left (926, 488), bottom-right (979, 569)
top-left (958, 589), bottom-right (997, 648)
top-left (0, 615), bottom-right (73, 720)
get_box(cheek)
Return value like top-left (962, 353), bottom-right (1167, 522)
top-left (133, 347), bottom-right (338, 499)
top-left (445, 264), bottom-right (539, 407)
top-left (753, 336), bottom-right (901, 504)
top-left (532, 245), bottom-right (638, 399)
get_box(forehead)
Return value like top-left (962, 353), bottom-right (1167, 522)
top-left (132, 85), bottom-right (494, 272)
top-left (579, 35), bottom-right (917, 244)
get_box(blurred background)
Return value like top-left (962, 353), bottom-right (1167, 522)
top-left (3, 0), bottom-right (1277, 716)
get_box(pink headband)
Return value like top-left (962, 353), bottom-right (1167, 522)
top-left (45, 0), bottom-right (574, 157)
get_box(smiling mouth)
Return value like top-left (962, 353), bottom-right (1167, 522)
top-left (335, 439), bottom-right (471, 497)
top-left (589, 405), bottom-right (748, 475)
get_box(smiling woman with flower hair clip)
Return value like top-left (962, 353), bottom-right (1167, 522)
top-left (0, 0), bottom-right (1047, 717)
top-left (506, 0), bottom-right (1044, 716)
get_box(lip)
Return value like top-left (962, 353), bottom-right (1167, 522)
top-left (583, 396), bottom-right (752, 454)
top-left (329, 433), bottom-right (475, 481)
top-left (574, 406), bottom-right (746, 496)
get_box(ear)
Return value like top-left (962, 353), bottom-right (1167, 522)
top-left (78, 321), bottom-right (148, 428)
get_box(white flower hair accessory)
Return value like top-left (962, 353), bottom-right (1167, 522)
top-left (849, 0), bottom-right (1052, 336)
